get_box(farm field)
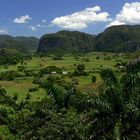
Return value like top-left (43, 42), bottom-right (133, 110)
top-left (0, 52), bottom-right (128, 101)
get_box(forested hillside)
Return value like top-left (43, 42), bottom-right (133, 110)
top-left (38, 25), bottom-right (140, 54)
top-left (37, 30), bottom-right (96, 54)
top-left (0, 35), bottom-right (39, 53)
top-left (95, 25), bottom-right (140, 52)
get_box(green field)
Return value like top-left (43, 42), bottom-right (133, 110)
top-left (0, 52), bottom-right (128, 101)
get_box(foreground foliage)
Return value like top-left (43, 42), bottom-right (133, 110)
top-left (0, 57), bottom-right (139, 140)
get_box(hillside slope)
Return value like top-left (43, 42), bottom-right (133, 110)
top-left (0, 35), bottom-right (39, 53)
top-left (37, 30), bottom-right (96, 54)
top-left (95, 25), bottom-right (140, 52)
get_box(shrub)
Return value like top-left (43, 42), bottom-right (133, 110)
top-left (77, 64), bottom-right (85, 72)
top-left (17, 65), bottom-right (26, 72)
top-left (0, 70), bottom-right (20, 81)
top-left (29, 87), bottom-right (38, 92)
top-left (0, 48), bottom-right (22, 65)
top-left (100, 69), bottom-right (117, 84)
top-left (53, 56), bottom-right (63, 60)
top-left (24, 70), bottom-right (35, 77)
top-left (25, 93), bottom-right (31, 100)
top-left (73, 64), bottom-right (88, 76)
top-left (40, 66), bottom-right (62, 74)
top-left (13, 93), bottom-right (18, 101)
top-left (92, 75), bottom-right (96, 83)
top-left (96, 56), bottom-right (100, 59)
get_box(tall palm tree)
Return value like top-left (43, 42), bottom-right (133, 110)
top-left (83, 64), bottom-right (140, 139)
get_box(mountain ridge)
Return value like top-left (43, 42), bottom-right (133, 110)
top-left (37, 25), bottom-right (140, 54)
top-left (0, 35), bottom-right (39, 53)
top-left (1, 25), bottom-right (140, 54)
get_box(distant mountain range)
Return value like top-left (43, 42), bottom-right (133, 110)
top-left (0, 35), bottom-right (39, 53)
top-left (37, 25), bottom-right (140, 54)
top-left (95, 25), bottom-right (140, 52)
top-left (0, 25), bottom-right (140, 54)
top-left (37, 30), bottom-right (95, 54)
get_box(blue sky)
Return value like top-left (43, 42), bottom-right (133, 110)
top-left (0, 0), bottom-right (139, 37)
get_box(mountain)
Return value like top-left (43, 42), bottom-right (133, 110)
top-left (37, 30), bottom-right (96, 54)
top-left (15, 36), bottom-right (39, 52)
top-left (37, 25), bottom-right (140, 54)
top-left (1, 25), bottom-right (140, 55)
top-left (95, 25), bottom-right (140, 52)
top-left (0, 35), bottom-right (39, 53)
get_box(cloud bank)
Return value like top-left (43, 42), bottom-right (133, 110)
top-left (51, 6), bottom-right (111, 29)
top-left (13, 15), bottom-right (32, 24)
top-left (108, 2), bottom-right (140, 27)
top-left (0, 28), bottom-right (8, 34)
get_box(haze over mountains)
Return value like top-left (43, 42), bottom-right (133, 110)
top-left (0, 35), bottom-right (39, 53)
top-left (0, 25), bottom-right (140, 54)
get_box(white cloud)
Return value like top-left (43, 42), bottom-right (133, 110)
top-left (29, 24), bottom-right (46, 31)
top-left (29, 26), bottom-right (36, 31)
top-left (106, 20), bottom-right (125, 28)
top-left (42, 19), bottom-right (46, 23)
top-left (36, 24), bottom-right (45, 28)
top-left (108, 2), bottom-right (140, 27)
top-left (51, 6), bottom-right (111, 30)
top-left (0, 28), bottom-right (8, 34)
top-left (13, 15), bottom-right (32, 24)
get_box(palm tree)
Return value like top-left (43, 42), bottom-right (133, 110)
top-left (83, 65), bottom-right (140, 139)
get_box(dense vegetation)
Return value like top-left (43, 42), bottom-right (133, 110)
top-left (38, 25), bottom-right (140, 54)
top-left (0, 25), bottom-right (140, 139)
top-left (0, 35), bottom-right (39, 53)
top-left (37, 30), bottom-right (95, 54)
top-left (0, 48), bottom-right (23, 65)
top-left (0, 56), bottom-right (139, 139)
top-left (1, 25), bottom-right (140, 56)
top-left (95, 25), bottom-right (140, 52)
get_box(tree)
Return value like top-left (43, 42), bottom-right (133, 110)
top-left (25, 93), bottom-right (31, 100)
top-left (92, 75), bottom-right (96, 83)
top-left (83, 65), bottom-right (140, 139)
top-left (74, 64), bottom-right (88, 76)
top-left (100, 68), bottom-right (117, 85)
top-left (77, 64), bottom-right (85, 72)
top-left (13, 93), bottom-right (18, 101)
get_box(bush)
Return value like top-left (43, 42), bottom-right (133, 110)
top-left (0, 48), bottom-right (23, 65)
top-left (0, 70), bottom-right (20, 81)
top-left (17, 65), bottom-right (26, 72)
top-left (73, 70), bottom-right (88, 76)
top-left (24, 70), bottom-right (35, 77)
top-left (53, 56), bottom-right (63, 60)
top-left (100, 69), bottom-right (117, 84)
top-left (77, 64), bottom-right (85, 72)
top-left (96, 56), bottom-right (100, 59)
top-left (32, 72), bottom-right (43, 84)
top-left (29, 87), bottom-right (38, 92)
top-left (13, 93), bottom-right (18, 101)
top-left (73, 64), bottom-right (88, 76)
top-left (40, 66), bottom-right (62, 74)
top-left (92, 75), bottom-right (96, 83)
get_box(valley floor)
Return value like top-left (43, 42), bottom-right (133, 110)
top-left (0, 52), bottom-right (128, 101)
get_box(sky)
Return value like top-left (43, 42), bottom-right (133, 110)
top-left (0, 0), bottom-right (140, 37)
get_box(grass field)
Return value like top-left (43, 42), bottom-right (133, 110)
top-left (0, 52), bottom-right (128, 101)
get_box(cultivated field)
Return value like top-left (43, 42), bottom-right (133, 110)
top-left (0, 52), bottom-right (128, 101)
